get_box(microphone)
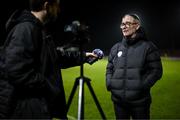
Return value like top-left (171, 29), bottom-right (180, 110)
top-left (93, 49), bottom-right (104, 59)
top-left (87, 49), bottom-right (104, 65)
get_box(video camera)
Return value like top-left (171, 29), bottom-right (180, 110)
top-left (64, 21), bottom-right (91, 45)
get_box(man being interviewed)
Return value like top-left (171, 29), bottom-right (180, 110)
top-left (106, 13), bottom-right (163, 119)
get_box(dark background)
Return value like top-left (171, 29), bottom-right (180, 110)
top-left (1, 0), bottom-right (180, 55)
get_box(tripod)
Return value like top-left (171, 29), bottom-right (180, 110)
top-left (66, 44), bottom-right (106, 120)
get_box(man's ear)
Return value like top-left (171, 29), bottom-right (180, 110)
top-left (136, 24), bottom-right (140, 30)
top-left (43, 1), bottom-right (49, 10)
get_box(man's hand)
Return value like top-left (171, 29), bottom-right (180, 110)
top-left (86, 52), bottom-right (98, 58)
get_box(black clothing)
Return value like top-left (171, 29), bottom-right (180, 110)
top-left (0, 10), bottom-right (85, 119)
top-left (106, 30), bottom-right (162, 118)
top-left (114, 102), bottom-right (150, 119)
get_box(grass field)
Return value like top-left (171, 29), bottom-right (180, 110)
top-left (61, 57), bottom-right (180, 119)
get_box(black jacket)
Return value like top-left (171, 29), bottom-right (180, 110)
top-left (0, 10), bottom-right (85, 118)
top-left (106, 30), bottom-right (163, 106)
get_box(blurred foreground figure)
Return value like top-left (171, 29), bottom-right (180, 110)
top-left (0, 0), bottom-right (97, 119)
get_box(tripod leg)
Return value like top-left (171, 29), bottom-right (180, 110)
top-left (77, 78), bottom-right (84, 120)
top-left (67, 78), bottom-right (79, 112)
top-left (86, 81), bottom-right (106, 120)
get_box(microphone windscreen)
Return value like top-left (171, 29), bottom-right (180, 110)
top-left (93, 49), bottom-right (104, 59)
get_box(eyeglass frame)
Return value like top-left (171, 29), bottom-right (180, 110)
top-left (120, 22), bottom-right (138, 28)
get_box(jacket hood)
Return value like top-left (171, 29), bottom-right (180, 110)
top-left (5, 10), bottom-right (43, 33)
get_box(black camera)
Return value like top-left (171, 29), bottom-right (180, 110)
top-left (64, 21), bottom-right (91, 45)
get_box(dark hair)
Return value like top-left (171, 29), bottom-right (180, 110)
top-left (29, 0), bottom-right (58, 11)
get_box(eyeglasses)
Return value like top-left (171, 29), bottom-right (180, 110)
top-left (120, 22), bottom-right (138, 28)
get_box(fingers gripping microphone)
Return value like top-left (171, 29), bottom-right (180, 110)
top-left (87, 49), bottom-right (104, 65)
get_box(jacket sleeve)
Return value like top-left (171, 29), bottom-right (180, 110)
top-left (5, 23), bottom-right (48, 90)
top-left (106, 44), bottom-right (118, 91)
top-left (142, 42), bottom-right (163, 89)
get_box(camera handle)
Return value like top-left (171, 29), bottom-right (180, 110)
top-left (66, 45), bottom-right (106, 120)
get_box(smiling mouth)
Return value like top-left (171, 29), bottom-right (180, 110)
top-left (123, 30), bottom-right (128, 33)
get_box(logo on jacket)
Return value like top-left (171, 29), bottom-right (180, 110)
top-left (117, 51), bottom-right (122, 57)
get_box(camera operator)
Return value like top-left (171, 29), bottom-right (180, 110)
top-left (0, 0), bottom-right (98, 119)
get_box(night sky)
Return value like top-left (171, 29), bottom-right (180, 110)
top-left (1, 0), bottom-right (180, 55)
top-left (59, 0), bottom-right (180, 54)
